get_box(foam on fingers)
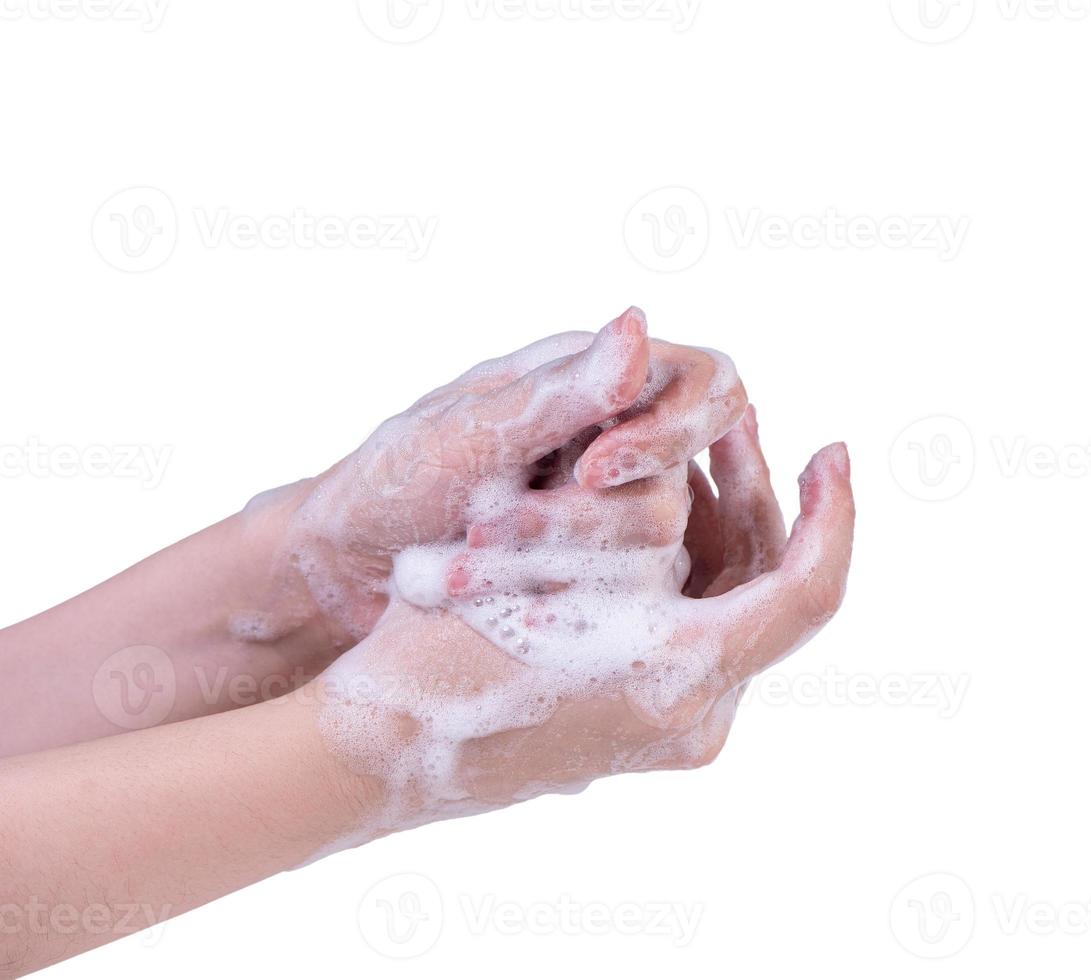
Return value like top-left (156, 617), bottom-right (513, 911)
top-left (576, 343), bottom-right (746, 489)
top-left (303, 318), bottom-right (852, 847)
top-left (477, 307), bottom-right (651, 463)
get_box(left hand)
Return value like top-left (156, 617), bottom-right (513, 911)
top-left (247, 308), bottom-right (747, 652)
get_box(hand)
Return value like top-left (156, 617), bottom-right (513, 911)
top-left (251, 307), bottom-right (747, 650)
top-left (312, 407), bottom-right (854, 843)
top-left (0, 307), bottom-right (746, 755)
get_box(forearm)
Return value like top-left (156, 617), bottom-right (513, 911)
top-left (0, 481), bottom-right (353, 756)
top-left (0, 691), bottom-right (371, 977)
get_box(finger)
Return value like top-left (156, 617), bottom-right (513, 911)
top-left (446, 547), bottom-right (575, 598)
top-left (705, 404), bottom-right (788, 597)
top-left (466, 506), bottom-right (549, 548)
top-left (462, 307), bottom-right (650, 468)
top-left (701, 442), bottom-right (854, 684)
top-left (436, 331), bottom-right (596, 398)
top-left (462, 473), bottom-right (689, 576)
top-left (576, 340), bottom-right (747, 489)
top-left (683, 461), bottom-right (725, 598)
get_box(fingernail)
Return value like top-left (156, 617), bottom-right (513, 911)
top-left (576, 456), bottom-right (612, 488)
top-left (622, 305), bottom-right (647, 331)
top-left (829, 442), bottom-right (850, 480)
top-left (447, 563), bottom-right (471, 596)
top-left (581, 450), bottom-right (659, 488)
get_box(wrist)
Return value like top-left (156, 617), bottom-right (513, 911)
top-left (268, 680), bottom-right (388, 855)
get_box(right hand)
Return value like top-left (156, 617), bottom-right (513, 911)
top-left (312, 406), bottom-right (854, 842)
top-left (258, 308), bottom-right (748, 645)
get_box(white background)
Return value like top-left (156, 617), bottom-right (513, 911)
top-left (2, 0), bottom-right (1089, 976)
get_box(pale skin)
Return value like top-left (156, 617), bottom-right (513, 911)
top-left (0, 309), bottom-right (854, 976)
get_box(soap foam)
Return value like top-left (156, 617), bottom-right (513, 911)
top-left (316, 460), bottom-right (740, 845)
top-left (301, 324), bottom-right (749, 845)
